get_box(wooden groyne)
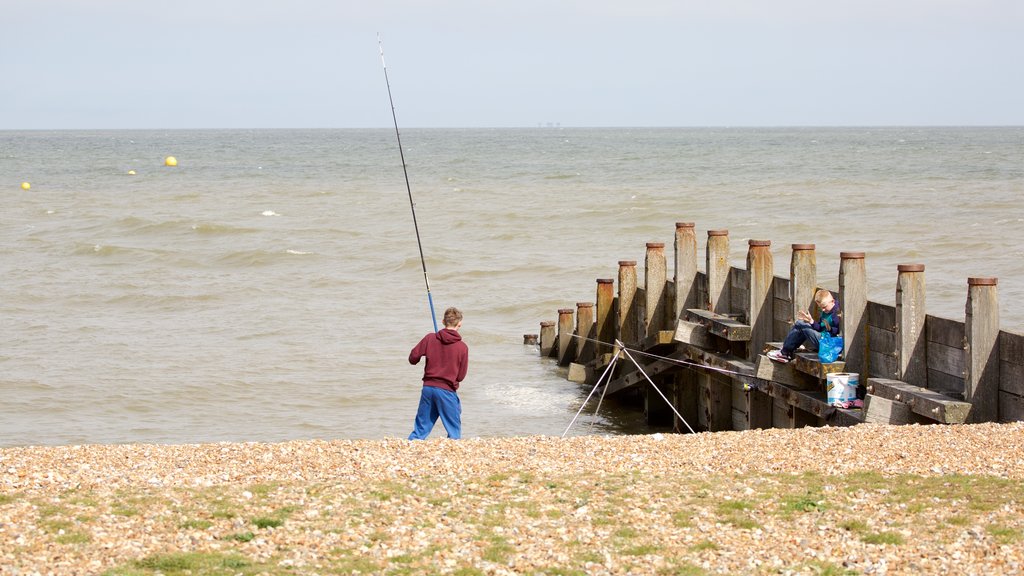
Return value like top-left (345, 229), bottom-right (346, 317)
top-left (533, 222), bottom-right (1024, 432)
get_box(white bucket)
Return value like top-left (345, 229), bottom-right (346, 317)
top-left (826, 372), bottom-right (859, 406)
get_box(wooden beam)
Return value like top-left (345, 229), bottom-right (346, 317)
top-left (863, 394), bottom-right (930, 424)
top-left (603, 350), bottom-right (686, 396)
top-left (747, 240), bottom-right (774, 361)
top-left (674, 320), bottom-right (710, 348)
top-left (867, 377), bottom-right (971, 424)
top-left (685, 308), bottom-right (752, 341)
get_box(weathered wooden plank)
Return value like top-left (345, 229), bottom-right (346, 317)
top-left (731, 267), bottom-right (750, 289)
top-left (1000, 330), bottom-right (1024, 366)
top-left (747, 240), bottom-right (774, 362)
top-left (927, 340), bottom-right (964, 379)
top-left (679, 345), bottom-right (757, 378)
top-left (575, 302), bottom-right (596, 365)
top-left (966, 278), bottom-right (999, 423)
top-left (863, 394), bottom-right (929, 424)
top-left (685, 308), bottom-right (752, 341)
top-left (840, 252), bottom-right (867, 377)
top-left (539, 321), bottom-right (556, 358)
top-left (896, 265), bottom-right (927, 386)
top-left (642, 330), bottom-right (678, 350)
top-left (869, 349), bottom-right (898, 380)
top-left (674, 223), bottom-right (699, 321)
top-left (732, 407), bottom-right (748, 431)
top-left (927, 315), bottom-right (965, 349)
top-left (773, 397), bottom-right (794, 428)
top-left (755, 354), bottom-right (810, 388)
top-left (603, 350), bottom-right (685, 396)
top-left (595, 279), bottom-right (616, 357)
top-left (674, 320), bottom-right (710, 348)
top-left (567, 362), bottom-right (589, 384)
top-left (673, 369), bottom-right (700, 434)
top-left (866, 377), bottom-right (971, 424)
top-left (927, 369), bottom-right (965, 398)
top-left (645, 243), bottom-right (668, 336)
top-left (557, 308), bottom-right (576, 367)
top-left (1000, 361), bottom-right (1024, 396)
top-left (868, 325), bottom-right (898, 356)
top-left (999, 391), bottom-right (1024, 423)
top-left (702, 372), bottom-right (733, 432)
top-left (706, 231), bottom-right (730, 315)
top-left (774, 276), bottom-right (791, 300)
top-left (763, 382), bottom-right (854, 426)
top-left (790, 244), bottom-right (817, 331)
top-left (617, 261), bottom-right (639, 348)
top-left (867, 301), bottom-right (897, 331)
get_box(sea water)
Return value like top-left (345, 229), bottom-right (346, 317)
top-left (2, 127), bottom-right (1022, 446)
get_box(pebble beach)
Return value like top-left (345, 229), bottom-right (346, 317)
top-left (3, 423), bottom-right (1024, 575)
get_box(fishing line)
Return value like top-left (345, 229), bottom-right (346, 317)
top-left (378, 34), bottom-right (439, 332)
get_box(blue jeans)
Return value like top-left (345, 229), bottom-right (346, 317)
top-left (781, 321), bottom-right (822, 356)
top-left (408, 386), bottom-right (461, 440)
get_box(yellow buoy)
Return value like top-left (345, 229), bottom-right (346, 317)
top-left (21, 182), bottom-right (31, 190)
top-left (164, 156), bottom-right (178, 167)
top-left (127, 170), bottom-right (136, 175)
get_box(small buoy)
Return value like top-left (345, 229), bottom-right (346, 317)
top-left (21, 182), bottom-right (30, 190)
top-left (164, 156), bottom-right (178, 167)
top-left (127, 170), bottom-right (136, 175)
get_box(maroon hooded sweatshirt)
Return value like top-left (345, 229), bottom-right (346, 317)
top-left (409, 328), bottom-right (468, 393)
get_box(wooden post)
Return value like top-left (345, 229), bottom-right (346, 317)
top-left (595, 279), bottom-right (615, 357)
top-left (706, 230), bottom-right (730, 314)
top-left (790, 244), bottom-right (817, 326)
top-left (965, 277), bottom-right (999, 423)
top-left (673, 369), bottom-right (699, 433)
top-left (896, 264), bottom-right (927, 386)
top-left (539, 321), bottom-right (556, 358)
top-left (645, 242), bottom-right (667, 338)
top-left (674, 222), bottom-right (698, 321)
top-left (839, 252), bottom-right (868, 376)
top-left (557, 308), bottom-right (575, 367)
top-left (747, 240), bottom-right (773, 361)
top-left (618, 261), bottom-right (639, 348)
top-left (575, 302), bottom-right (596, 364)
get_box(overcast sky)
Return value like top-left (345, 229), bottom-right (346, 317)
top-left (3, 0), bottom-right (1022, 129)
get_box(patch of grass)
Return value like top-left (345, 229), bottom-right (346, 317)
top-left (621, 544), bottom-right (661, 556)
top-left (861, 531), bottom-right (905, 545)
top-left (180, 519), bottom-right (213, 530)
top-left (252, 516), bottom-right (283, 529)
top-left (0, 493), bottom-right (17, 505)
top-left (225, 531), bottom-right (255, 542)
top-left (614, 526), bottom-right (639, 539)
top-left (946, 515), bottom-right (970, 527)
top-left (131, 551), bottom-right (251, 573)
top-left (453, 568), bottom-right (486, 576)
top-left (657, 562), bottom-right (707, 576)
top-left (839, 519), bottom-right (869, 533)
top-left (781, 492), bottom-right (826, 514)
top-left (672, 511), bottom-right (693, 528)
top-left (691, 540), bottom-right (719, 552)
top-left (987, 525), bottom-right (1022, 544)
top-left (481, 535), bottom-right (515, 563)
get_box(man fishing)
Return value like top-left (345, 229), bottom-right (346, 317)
top-left (407, 307), bottom-right (469, 440)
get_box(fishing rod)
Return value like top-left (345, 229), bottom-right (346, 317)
top-left (378, 34), bottom-right (439, 332)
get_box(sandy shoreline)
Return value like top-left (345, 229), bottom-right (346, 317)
top-left (3, 423), bottom-right (1024, 574)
